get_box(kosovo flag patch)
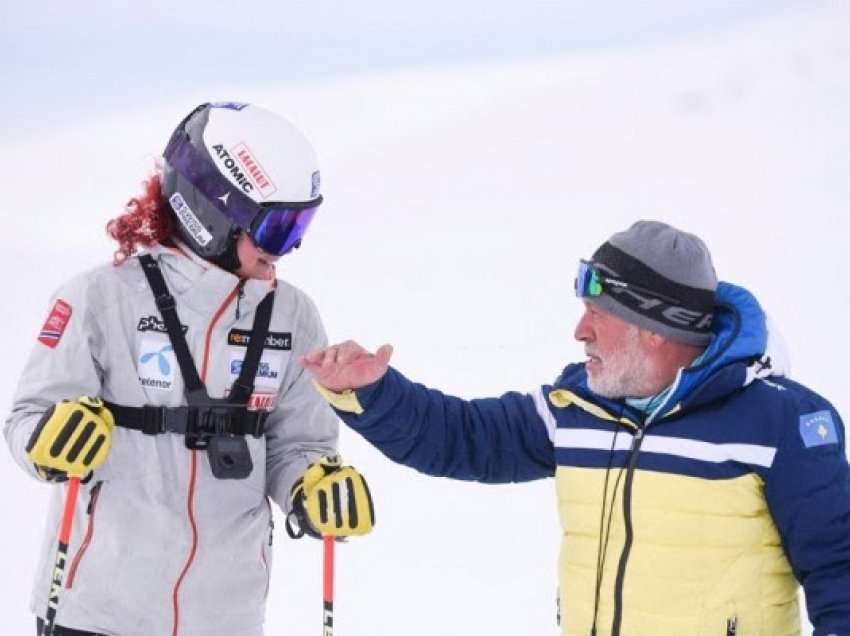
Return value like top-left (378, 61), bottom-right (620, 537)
top-left (799, 410), bottom-right (839, 448)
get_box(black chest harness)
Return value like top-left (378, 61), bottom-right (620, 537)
top-left (105, 254), bottom-right (276, 479)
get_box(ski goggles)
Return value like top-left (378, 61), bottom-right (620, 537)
top-left (164, 104), bottom-right (322, 256)
top-left (248, 202), bottom-right (319, 256)
top-left (574, 259), bottom-right (682, 305)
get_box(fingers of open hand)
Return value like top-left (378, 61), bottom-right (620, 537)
top-left (375, 344), bottom-right (394, 366)
top-left (336, 340), bottom-right (367, 366)
top-left (318, 346), bottom-right (340, 368)
top-left (299, 348), bottom-right (326, 368)
top-left (299, 342), bottom-right (391, 389)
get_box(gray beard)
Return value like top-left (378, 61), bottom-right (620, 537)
top-left (587, 329), bottom-right (656, 399)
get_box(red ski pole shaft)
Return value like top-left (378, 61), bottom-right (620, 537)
top-left (323, 535), bottom-right (334, 636)
top-left (41, 476), bottom-right (81, 636)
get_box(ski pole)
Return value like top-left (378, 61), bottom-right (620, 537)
top-left (41, 476), bottom-right (81, 636)
top-left (323, 535), bottom-right (334, 636)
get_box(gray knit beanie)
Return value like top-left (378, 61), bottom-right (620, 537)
top-left (589, 220), bottom-right (718, 346)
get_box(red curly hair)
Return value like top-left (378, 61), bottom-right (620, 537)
top-left (106, 171), bottom-right (176, 265)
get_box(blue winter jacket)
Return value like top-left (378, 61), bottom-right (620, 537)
top-left (322, 283), bottom-right (850, 636)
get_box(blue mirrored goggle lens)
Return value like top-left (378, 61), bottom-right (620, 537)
top-left (251, 206), bottom-right (318, 256)
top-left (575, 260), bottom-right (603, 298)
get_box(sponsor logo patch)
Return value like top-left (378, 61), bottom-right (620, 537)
top-left (138, 338), bottom-right (177, 391)
top-left (38, 299), bottom-right (73, 348)
top-left (311, 170), bottom-right (321, 198)
top-left (228, 329), bottom-right (292, 351)
top-left (137, 315), bottom-right (187, 334)
top-left (247, 392), bottom-right (278, 411)
top-left (211, 102), bottom-right (248, 111)
top-left (211, 144), bottom-right (254, 194)
top-left (224, 389), bottom-right (279, 412)
top-left (170, 192), bottom-right (213, 247)
top-left (232, 142), bottom-right (277, 198)
top-left (799, 410), bottom-right (839, 448)
top-left (229, 352), bottom-right (282, 390)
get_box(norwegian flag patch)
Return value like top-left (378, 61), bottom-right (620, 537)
top-left (38, 299), bottom-right (73, 348)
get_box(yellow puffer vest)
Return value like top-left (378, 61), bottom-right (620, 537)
top-left (551, 389), bottom-right (800, 636)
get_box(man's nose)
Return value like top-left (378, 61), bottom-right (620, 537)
top-left (574, 310), bottom-right (593, 343)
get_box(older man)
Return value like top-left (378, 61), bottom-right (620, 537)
top-left (300, 221), bottom-right (850, 636)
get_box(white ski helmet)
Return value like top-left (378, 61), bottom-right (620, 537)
top-left (162, 102), bottom-right (322, 263)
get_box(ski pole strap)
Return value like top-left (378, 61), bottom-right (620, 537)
top-left (138, 254), bottom-right (206, 397)
top-left (104, 401), bottom-right (269, 437)
top-left (228, 289), bottom-right (275, 405)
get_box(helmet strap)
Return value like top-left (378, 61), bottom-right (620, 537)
top-left (209, 229), bottom-right (242, 273)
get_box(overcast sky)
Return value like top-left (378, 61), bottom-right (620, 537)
top-left (1, 0), bottom-right (816, 139)
top-left (0, 3), bottom-right (846, 634)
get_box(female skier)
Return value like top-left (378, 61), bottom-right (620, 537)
top-left (4, 102), bottom-right (374, 636)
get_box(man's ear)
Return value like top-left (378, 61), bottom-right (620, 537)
top-left (639, 329), bottom-right (666, 350)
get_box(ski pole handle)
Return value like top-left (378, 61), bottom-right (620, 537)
top-left (42, 476), bottom-right (81, 636)
top-left (323, 535), bottom-right (334, 636)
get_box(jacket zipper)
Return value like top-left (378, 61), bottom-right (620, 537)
top-left (199, 284), bottom-right (242, 382)
top-left (171, 282), bottom-right (241, 636)
top-left (609, 373), bottom-right (682, 635)
top-left (65, 481), bottom-right (103, 589)
top-left (235, 280), bottom-right (246, 321)
top-left (610, 426), bottom-right (645, 636)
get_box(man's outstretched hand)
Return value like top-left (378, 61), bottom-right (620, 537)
top-left (299, 340), bottom-right (394, 392)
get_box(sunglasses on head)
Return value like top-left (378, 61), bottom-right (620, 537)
top-left (574, 259), bottom-right (682, 306)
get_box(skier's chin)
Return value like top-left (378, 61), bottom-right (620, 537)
top-left (238, 259), bottom-right (276, 281)
top-left (235, 234), bottom-right (278, 280)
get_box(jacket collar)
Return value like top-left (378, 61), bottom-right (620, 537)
top-left (145, 241), bottom-right (275, 318)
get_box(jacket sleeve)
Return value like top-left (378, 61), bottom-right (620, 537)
top-left (763, 393), bottom-right (850, 635)
top-left (264, 296), bottom-right (338, 512)
top-left (326, 367), bottom-right (556, 483)
top-left (3, 276), bottom-right (104, 481)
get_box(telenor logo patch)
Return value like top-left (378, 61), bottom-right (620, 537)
top-left (38, 299), bottom-right (73, 348)
top-left (228, 329), bottom-right (292, 351)
top-left (138, 338), bottom-right (177, 391)
top-left (799, 410), bottom-right (839, 448)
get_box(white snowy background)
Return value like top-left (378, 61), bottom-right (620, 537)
top-left (2, 1), bottom-right (849, 634)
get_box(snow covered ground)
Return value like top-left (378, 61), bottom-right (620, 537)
top-left (1, 3), bottom-right (848, 634)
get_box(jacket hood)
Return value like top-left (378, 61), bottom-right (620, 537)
top-left (666, 282), bottom-right (788, 414)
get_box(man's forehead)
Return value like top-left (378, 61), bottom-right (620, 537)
top-left (583, 298), bottom-right (608, 316)
top-left (583, 298), bottom-right (645, 332)
top-left (583, 299), bottom-right (616, 322)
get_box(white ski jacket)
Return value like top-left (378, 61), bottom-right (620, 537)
top-left (4, 242), bottom-right (338, 635)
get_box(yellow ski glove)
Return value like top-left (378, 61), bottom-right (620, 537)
top-left (286, 455), bottom-right (375, 539)
top-left (26, 397), bottom-right (115, 481)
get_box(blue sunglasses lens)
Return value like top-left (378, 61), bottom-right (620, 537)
top-left (575, 261), bottom-right (603, 298)
top-left (251, 206), bottom-right (318, 256)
